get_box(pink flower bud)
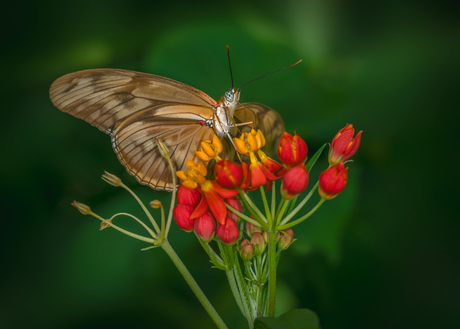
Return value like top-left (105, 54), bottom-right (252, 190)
top-left (279, 228), bottom-right (295, 250)
top-left (246, 219), bottom-right (262, 236)
top-left (277, 132), bottom-right (308, 168)
top-left (239, 239), bottom-right (254, 260)
top-left (319, 163), bottom-right (348, 199)
top-left (194, 212), bottom-right (217, 242)
top-left (281, 164), bottom-right (309, 199)
top-left (224, 197), bottom-right (243, 221)
top-left (173, 204), bottom-right (195, 232)
top-left (177, 184), bottom-right (201, 208)
top-left (250, 232), bottom-right (266, 255)
top-left (217, 217), bottom-right (240, 245)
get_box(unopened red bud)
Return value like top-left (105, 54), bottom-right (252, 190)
top-left (177, 184), bottom-right (201, 207)
top-left (319, 163), bottom-right (348, 199)
top-left (217, 217), bottom-right (240, 245)
top-left (71, 201), bottom-right (91, 215)
top-left (239, 239), bottom-right (254, 260)
top-left (277, 132), bottom-right (308, 168)
top-left (194, 212), bottom-right (217, 242)
top-left (279, 228), bottom-right (295, 250)
top-left (225, 197), bottom-right (243, 221)
top-left (251, 232), bottom-right (266, 255)
top-left (281, 164), bottom-right (309, 199)
top-left (173, 204), bottom-right (195, 232)
top-left (214, 159), bottom-right (244, 189)
top-left (329, 124), bottom-right (362, 164)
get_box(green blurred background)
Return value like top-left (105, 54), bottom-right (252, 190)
top-left (1, 0), bottom-right (458, 328)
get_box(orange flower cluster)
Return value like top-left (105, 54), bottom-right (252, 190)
top-left (173, 129), bottom-right (311, 244)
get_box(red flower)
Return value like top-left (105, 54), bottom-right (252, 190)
top-left (217, 217), bottom-right (240, 245)
top-left (177, 185), bottom-right (201, 207)
top-left (329, 124), bottom-right (362, 165)
top-left (194, 212), bottom-right (217, 242)
top-left (277, 132), bottom-right (308, 168)
top-left (319, 162), bottom-right (348, 199)
top-left (242, 153), bottom-right (279, 191)
top-left (191, 181), bottom-right (238, 225)
top-left (224, 197), bottom-right (243, 221)
top-left (214, 159), bottom-right (244, 189)
top-left (173, 204), bottom-right (195, 232)
top-left (281, 164), bottom-right (309, 199)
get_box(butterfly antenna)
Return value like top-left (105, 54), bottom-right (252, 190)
top-left (237, 59), bottom-right (302, 90)
top-left (226, 45), bottom-right (234, 89)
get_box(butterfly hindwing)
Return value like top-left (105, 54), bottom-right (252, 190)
top-left (112, 103), bottom-right (215, 191)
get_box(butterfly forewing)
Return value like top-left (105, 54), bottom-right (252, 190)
top-left (50, 69), bottom-right (217, 133)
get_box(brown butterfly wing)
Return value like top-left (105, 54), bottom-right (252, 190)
top-left (112, 104), bottom-right (215, 191)
top-left (50, 69), bottom-right (216, 134)
top-left (50, 69), bottom-right (218, 191)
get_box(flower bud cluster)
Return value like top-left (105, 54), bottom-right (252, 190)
top-left (277, 132), bottom-right (309, 199)
top-left (238, 220), bottom-right (295, 260)
top-left (318, 124), bottom-right (362, 199)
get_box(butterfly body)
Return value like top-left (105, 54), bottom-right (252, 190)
top-left (50, 69), bottom-right (284, 191)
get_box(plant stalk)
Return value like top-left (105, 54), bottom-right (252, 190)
top-left (161, 239), bottom-right (228, 329)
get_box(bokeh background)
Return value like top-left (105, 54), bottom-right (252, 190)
top-left (1, 0), bottom-right (458, 328)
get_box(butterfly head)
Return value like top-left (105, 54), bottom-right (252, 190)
top-left (222, 88), bottom-right (241, 117)
top-left (223, 88), bottom-right (241, 107)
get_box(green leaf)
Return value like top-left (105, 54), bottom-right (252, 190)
top-left (306, 143), bottom-right (327, 172)
top-left (254, 308), bottom-right (320, 329)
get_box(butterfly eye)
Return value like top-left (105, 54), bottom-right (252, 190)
top-left (224, 90), bottom-right (235, 102)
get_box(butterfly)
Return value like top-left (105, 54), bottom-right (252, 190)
top-left (50, 68), bottom-right (285, 191)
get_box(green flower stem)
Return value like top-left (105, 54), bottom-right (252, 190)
top-left (225, 204), bottom-right (268, 230)
top-left (232, 254), bottom-right (255, 327)
top-left (159, 205), bottom-right (166, 238)
top-left (256, 283), bottom-right (264, 317)
top-left (218, 242), bottom-right (253, 327)
top-left (164, 157), bottom-right (177, 236)
top-left (121, 183), bottom-right (161, 235)
top-left (225, 269), bottom-right (248, 322)
top-left (161, 239), bottom-right (228, 329)
top-left (285, 195), bottom-right (298, 216)
top-left (260, 186), bottom-right (272, 228)
top-left (90, 212), bottom-right (155, 244)
top-left (277, 198), bottom-right (325, 231)
top-left (278, 182), bottom-right (319, 227)
top-left (271, 181), bottom-right (276, 221)
top-left (238, 193), bottom-right (263, 224)
top-left (196, 236), bottom-right (226, 270)
top-left (109, 212), bottom-right (157, 238)
top-left (239, 190), bottom-right (267, 224)
top-left (267, 230), bottom-right (278, 317)
top-left (274, 198), bottom-right (289, 227)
